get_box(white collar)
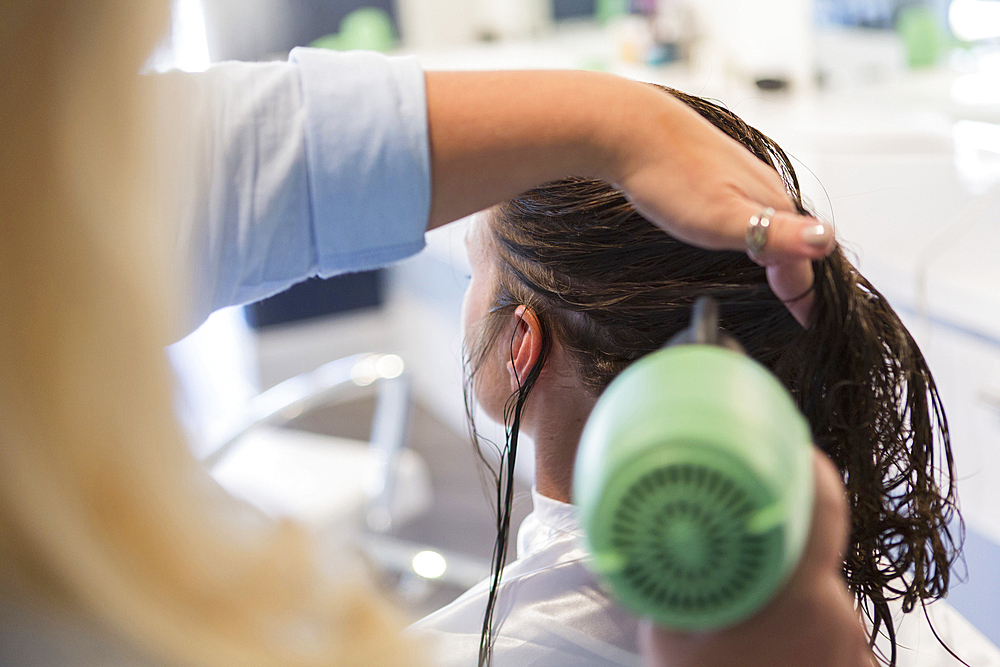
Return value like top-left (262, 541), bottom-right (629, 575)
top-left (516, 487), bottom-right (583, 558)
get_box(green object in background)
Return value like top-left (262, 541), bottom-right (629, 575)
top-left (580, 58), bottom-right (609, 72)
top-left (574, 301), bottom-right (814, 631)
top-left (310, 33), bottom-right (343, 50)
top-left (596, 0), bottom-right (630, 24)
top-left (309, 7), bottom-right (396, 53)
top-left (896, 6), bottom-right (949, 69)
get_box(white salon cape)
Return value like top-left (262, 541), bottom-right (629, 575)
top-left (408, 488), bottom-right (1000, 667)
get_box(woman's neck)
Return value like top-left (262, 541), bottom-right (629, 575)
top-left (520, 365), bottom-right (596, 504)
top-left (531, 427), bottom-right (584, 504)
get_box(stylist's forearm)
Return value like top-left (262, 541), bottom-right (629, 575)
top-left (425, 69), bottom-right (625, 229)
top-left (424, 70), bottom-right (832, 264)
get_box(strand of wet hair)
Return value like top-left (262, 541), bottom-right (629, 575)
top-left (477, 311), bottom-right (549, 667)
top-left (789, 253), bottom-right (961, 666)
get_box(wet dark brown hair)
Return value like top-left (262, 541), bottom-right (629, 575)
top-left (464, 86), bottom-right (961, 667)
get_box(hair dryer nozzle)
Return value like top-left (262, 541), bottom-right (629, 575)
top-left (666, 296), bottom-right (745, 353)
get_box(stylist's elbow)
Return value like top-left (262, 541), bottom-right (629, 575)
top-left (639, 450), bottom-right (874, 667)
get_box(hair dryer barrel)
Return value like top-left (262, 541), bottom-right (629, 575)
top-left (573, 345), bottom-right (814, 631)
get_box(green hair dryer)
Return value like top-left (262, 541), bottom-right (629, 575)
top-left (573, 297), bottom-right (814, 631)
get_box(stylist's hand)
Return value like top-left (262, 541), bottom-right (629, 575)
top-left (425, 71), bottom-right (831, 326)
top-left (613, 90), bottom-right (829, 326)
top-left (638, 450), bottom-right (874, 667)
top-left (608, 88), bottom-right (832, 327)
top-left (611, 90), bottom-right (832, 262)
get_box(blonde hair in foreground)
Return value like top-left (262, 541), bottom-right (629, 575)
top-left (0, 4), bottom-right (417, 666)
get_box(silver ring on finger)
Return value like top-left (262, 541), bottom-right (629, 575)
top-left (746, 207), bottom-right (775, 257)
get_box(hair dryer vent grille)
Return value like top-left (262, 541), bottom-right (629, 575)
top-left (605, 460), bottom-right (783, 625)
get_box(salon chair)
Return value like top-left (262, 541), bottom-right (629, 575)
top-left (168, 307), bottom-right (488, 603)
top-left (196, 350), bottom-right (488, 603)
top-left (204, 351), bottom-right (432, 535)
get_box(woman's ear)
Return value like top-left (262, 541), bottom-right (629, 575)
top-left (506, 305), bottom-right (543, 392)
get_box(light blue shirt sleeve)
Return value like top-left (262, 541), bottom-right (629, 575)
top-left (291, 48), bottom-right (429, 275)
top-left (160, 49), bottom-right (429, 335)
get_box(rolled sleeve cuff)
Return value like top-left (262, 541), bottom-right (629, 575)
top-left (290, 47), bottom-right (430, 275)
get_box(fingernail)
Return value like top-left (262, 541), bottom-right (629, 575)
top-left (801, 220), bottom-right (833, 247)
